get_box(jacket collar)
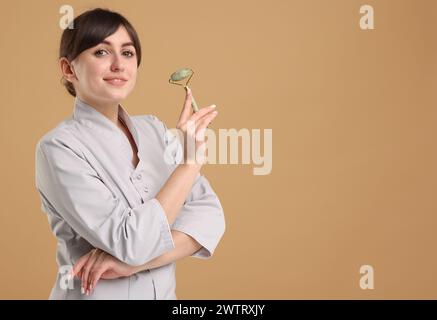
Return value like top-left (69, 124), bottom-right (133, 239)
top-left (73, 96), bottom-right (139, 143)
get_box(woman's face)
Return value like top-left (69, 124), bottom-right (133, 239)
top-left (65, 25), bottom-right (138, 106)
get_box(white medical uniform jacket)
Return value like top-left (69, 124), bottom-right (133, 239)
top-left (35, 97), bottom-right (226, 299)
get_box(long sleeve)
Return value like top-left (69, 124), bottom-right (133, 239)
top-left (144, 114), bottom-right (226, 259)
top-left (35, 134), bottom-right (175, 266)
top-left (171, 174), bottom-right (226, 259)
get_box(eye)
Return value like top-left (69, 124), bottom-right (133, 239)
top-left (123, 50), bottom-right (135, 57)
top-left (94, 49), bottom-right (108, 57)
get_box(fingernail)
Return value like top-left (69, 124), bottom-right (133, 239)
top-left (81, 286), bottom-right (85, 295)
top-left (185, 86), bottom-right (191, 94)
top-left (210, 104), bottom-right (216, 109)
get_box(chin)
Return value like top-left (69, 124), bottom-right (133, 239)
top-left (103, 90), bottom-right (129, 102)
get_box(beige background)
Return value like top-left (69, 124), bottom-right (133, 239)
top-left (0, 0), bottom-right (436, 299)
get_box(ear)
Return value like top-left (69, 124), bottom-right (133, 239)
top-left (59, 57), bottom-right (77, 83)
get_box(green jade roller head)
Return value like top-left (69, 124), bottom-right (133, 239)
top-left (168, 68), bottom-right (199, 112)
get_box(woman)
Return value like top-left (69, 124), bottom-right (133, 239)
top-left (35, 8), bottom-right (225, 300)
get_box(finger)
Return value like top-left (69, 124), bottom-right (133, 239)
top-left (195, 113), bottom-right (218, 151)
top-left (178, 104), bottom-right (216, 132)
top-left (82, 249), bottom-right (100, 295)
top-left (195, 111), bottom-right (218, 136)
top-left (91, 257), bottom-right (113, 293)
top-left (190, 104), bottom-right (217, 123)
top-left (177, 87), bottom-right (194, 126)
top-left (72, 251), bottom-right (93, 279)
top-left (85, 249), bottom-right (105, 294)
top-left (88, 253), bottom-right (108, 294)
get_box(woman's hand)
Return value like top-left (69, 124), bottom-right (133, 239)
top-left (72, 248), bottom-right (137, 296)
top-left (176, 87), bottom-right (218, 166)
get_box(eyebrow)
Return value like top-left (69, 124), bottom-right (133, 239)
top-left (100, 40), bottom-right (135, 48)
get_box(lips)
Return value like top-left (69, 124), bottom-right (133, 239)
top-left (103, 77), bottom-right (128, 86)
top-left (103, 77), bottom-right (127, 81)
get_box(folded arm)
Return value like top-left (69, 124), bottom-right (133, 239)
top-left (134, 230), bottom-right (202, 272)
top-left (73, 230), bottom-right (202, 295)
top-left (36, 133), bottom-right (201, 266)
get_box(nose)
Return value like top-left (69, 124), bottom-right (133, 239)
top-left (110, 53), bottom-right (124, 72)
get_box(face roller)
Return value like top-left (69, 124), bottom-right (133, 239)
top-left (168, 68), bottom-right (199, 112)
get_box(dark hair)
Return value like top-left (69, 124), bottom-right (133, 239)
top-left (59, 8), bottom-right (142, 97)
